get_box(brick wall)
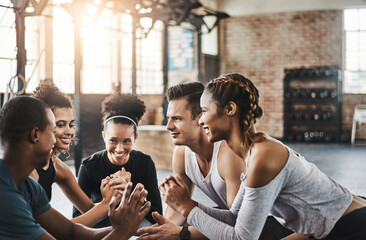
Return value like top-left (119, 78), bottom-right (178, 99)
top-left (219, 10), bottom-right (343, 138)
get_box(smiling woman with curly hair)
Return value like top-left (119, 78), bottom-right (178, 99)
top-left (31, 80), bottom-right (118, 227)
top-left (75, 92), bottom-right (162, 228)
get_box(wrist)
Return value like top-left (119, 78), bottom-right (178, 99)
top-left (107, 228), bottom-right (130, 240)
top-left (99, 199), bottom-right (110, 212)
top-left (180, 201), bottom-right (196, 218)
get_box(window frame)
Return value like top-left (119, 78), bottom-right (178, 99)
top-left (343, 8), bottom-right (366, 94)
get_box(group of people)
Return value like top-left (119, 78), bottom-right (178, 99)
top-left (1, 73), bottom-right (366, 240)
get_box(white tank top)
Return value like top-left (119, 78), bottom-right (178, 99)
top-left (184, 141), bottom-right (228, 209)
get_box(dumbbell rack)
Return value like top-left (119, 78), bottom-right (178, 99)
top-left (283, 66), bottom-right (342, 142)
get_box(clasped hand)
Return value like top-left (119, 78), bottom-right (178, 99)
top-left (159, 174), bottom-right (197, 218)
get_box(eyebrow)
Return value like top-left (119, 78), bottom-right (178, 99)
top-left (56, 120), bottom-right (75, 123)
top-left (109, 137), bottom-right (132, 141)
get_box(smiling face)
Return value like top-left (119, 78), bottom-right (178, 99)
top-left (52, 107), bottom-right (75, 151)
top-left (166, 98), bottom-right (201, 146)
top-left (103, 122), bottom-right (136, 166)
top-left (199, 91), bottom-right (230, 143)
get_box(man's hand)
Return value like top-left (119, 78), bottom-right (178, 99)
top-left (159, 175), bottom-right (197, 218)
top-left (109, 182), bottom-right (151, 238)
top-left (136, 212), bottom-right (181, 240)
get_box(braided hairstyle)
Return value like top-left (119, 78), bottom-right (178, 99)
top-left (205, 73), bottom-right (266, 148)
top-left (33, 80), bottom-right (77, 156)
top-left (101, 92), bottom-right (146, 135)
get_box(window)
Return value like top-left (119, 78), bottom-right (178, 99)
top-left (344, 9), bottom-right (366, 94)
top-left (0, 2), bottom-right (18, 94)
top-left (1, 1), bottom-right (163, 95)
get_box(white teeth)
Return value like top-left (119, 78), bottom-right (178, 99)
top-left (60, 138), bottom-right (71, 144)
top-left (114, 153), bottom-right (123, 157)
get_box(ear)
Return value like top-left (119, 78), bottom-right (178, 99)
top-left (134, 133), bottom-right (139, 141)
top-left (30, 127), bottom-right (39, 144)
top-left (225, 101), bottom-right (237, 117)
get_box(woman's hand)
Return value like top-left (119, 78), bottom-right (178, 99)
top-left (159, 174), bottom-right (197, 218)
top-left (111, 167), bottom-right (131, 182)
top-left (100, 177), bottom-right (118, 204)
top-left (109, 168), bottom-right (132, 193)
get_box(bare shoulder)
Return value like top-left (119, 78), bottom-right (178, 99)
top-left (53, 157), bottom-right (75, 182)
top-left (246, 139), bottom-right (288, 188)
top-left (217, 141), bottom-right (245, 179)
top-left (172, 145), bottom-right (193, 190)
top-left (172, 146), bottom-right (186, 175)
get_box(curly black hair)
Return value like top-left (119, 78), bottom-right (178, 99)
top-left (33, 80), bottom-right (73, 110)
top-left (33, 80), bottom-right (76, 155)
top-left (101, 93), bottom-right (146, 134)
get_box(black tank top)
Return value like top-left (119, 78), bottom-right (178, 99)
top-left (36, 158), bottom-right (56, 201)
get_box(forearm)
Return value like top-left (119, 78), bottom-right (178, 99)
top-left (102, 228), bottom-right (131, 240)
top-left (71, 201), bottom-right (109, 227)
top-left (188, 226), bottom-right (209, 240)
top-left (165, 206), bottom-right (186, 226)
top-left (196, 204), bottom-right (236, 226)
top-left (58, 181), bottom-right (95, 214)
top-left (281, 233), bottom-right (310, 240)
top-left (187, 207), bottom-right (239, 240)
top-left (70, 223), bottom-right (112, 240)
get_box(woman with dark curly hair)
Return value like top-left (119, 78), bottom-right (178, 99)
top-left (74, 92), bottom-right (162, 228)
top-left (31, 81), bottom-right (118, 227)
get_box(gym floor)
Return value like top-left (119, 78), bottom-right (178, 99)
top-left (51, 142), bottom-right (366, 219)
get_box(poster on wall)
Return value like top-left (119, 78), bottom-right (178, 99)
top-left (168, 27), bottom-right (194, 71)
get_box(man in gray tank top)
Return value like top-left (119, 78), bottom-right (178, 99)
top-left (137, 83), bottom-right (292, 240)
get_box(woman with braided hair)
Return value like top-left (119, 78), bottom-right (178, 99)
top-left (31, 81), bottom-right (119, 227)
top-left (75, 92), bottom-right (162, 228)
top-left (157, 73), bottom-right (366, 240)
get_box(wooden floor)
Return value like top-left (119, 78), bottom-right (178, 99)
top-left (51, 142), bottom-right (366, 218)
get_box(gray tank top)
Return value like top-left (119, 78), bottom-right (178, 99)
top-left (187, 142), bottom-right (353, 239)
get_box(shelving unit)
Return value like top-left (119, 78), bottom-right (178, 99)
top-left (283, 66), bottom-right (342, 142)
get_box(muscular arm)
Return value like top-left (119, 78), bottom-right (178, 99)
top-left (53, 158), bottom-right (110, 227)
top-left (165, 146), bottom-right (210, 240)
top-left (217, 141), bottom-right (245, 208)
top-left (165, 146), bottom-right (194, 225)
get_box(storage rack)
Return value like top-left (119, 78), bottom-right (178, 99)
top-left (283, 66), bottom-right (342, 142)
